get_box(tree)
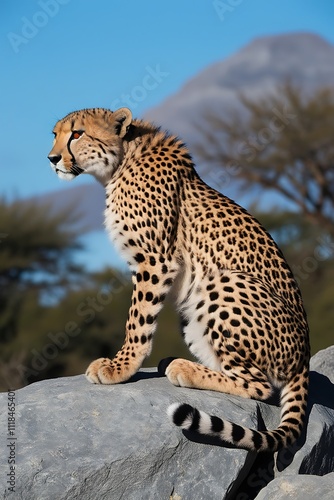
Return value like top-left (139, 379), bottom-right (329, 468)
top-left (195, 84), bottom-right (334, 236)
top-left (0, 197), bottom-right (84, 388)
top-left (0, 197), bottom-right (83, 298)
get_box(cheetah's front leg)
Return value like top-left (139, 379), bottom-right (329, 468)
top-left (86, 260), bottom-right (178, 384)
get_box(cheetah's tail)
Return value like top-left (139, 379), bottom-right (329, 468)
top-left (167, 368), bottom-right (309, 452)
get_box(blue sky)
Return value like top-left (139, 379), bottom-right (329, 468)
top-left (1, 0), bottom-right (334, 269)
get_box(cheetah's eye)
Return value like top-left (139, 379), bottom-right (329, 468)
top-left (71, 130), bottom-right (83, 140)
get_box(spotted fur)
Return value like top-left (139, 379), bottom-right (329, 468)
top-left (48, 107), bottom-right (310, 451)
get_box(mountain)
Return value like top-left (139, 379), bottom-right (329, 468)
top-left (145, 33), bottom-right (334, 148)
top-left (33, 32), bottom-right (334, 232)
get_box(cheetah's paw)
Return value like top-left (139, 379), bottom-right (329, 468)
top-left (85, 358), bottom-right (115, 384)
top-left (163, 358), bottom-right (198, 388)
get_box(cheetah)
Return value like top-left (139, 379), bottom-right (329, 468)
top-left (48, 107), bottom-right (310, 451)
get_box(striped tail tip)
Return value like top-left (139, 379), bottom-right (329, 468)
top-left (167, 403), bottom-right (196, 429)
top-left (167, 403), bottom-right (213, 433)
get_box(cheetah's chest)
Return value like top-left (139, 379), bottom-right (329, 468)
top-left (104, 182), bottom-right (139, 272)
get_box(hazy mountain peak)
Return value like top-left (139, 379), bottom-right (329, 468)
top-left (145, 32), bottom-right (334, 142)
top-left (249, 31), bottom-right (331, 50)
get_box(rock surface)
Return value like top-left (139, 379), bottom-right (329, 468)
top-left (0, 369), bottom-right (257, 500)
top-left (310, 345), bottom-right (334, 383)
top-left (255, 472), bottom-right (334, 500)
top-left (0, 347), bottom-right (333, 500)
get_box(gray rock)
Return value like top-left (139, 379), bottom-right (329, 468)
top-left (1, 346), bottom-right (334, 499)
top-left (0, 369), bottom-right (266, 500)
top-left (255, 472), bottom-right (334, 500)
top-left (310, 345), bottom-right (334, 383)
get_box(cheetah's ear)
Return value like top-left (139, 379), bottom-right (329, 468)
top-left (113, 107), bottom-right (132, 138)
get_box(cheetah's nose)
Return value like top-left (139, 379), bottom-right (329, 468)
top-left (48, 154), bottom-right (62, 165)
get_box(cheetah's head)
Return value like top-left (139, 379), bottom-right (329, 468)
top-left (48, 107), bottom-right (132, 184)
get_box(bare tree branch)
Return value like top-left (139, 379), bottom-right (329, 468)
top-left (194, 83), bottom-right (334, 236)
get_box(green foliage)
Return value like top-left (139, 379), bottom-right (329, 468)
top-left (0, 197), bottom-right (84, 389)
top-left (0, 197), bottom-right (83, 289)
top-left (0, 197), bottom-right (84, 344)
